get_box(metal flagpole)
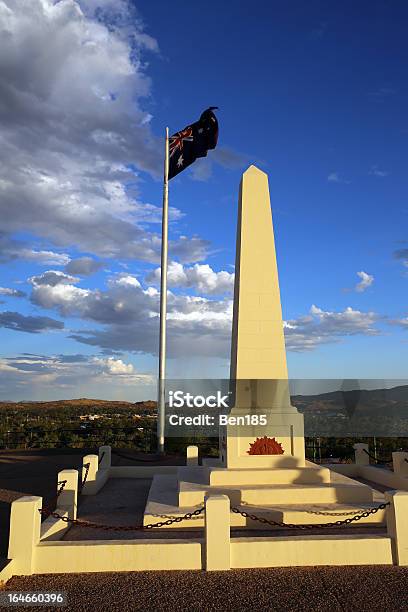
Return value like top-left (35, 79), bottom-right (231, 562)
top-left (157, 127), bottom-right (169, 454)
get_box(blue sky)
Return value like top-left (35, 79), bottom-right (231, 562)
top-left (0, 0), bottom-right (407, 400)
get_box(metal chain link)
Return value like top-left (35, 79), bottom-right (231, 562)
top-left (304, 507), bottom-right (368, 516)
top-left (231, 502), bottom-right (390, 530)
top-left (38, 499), bottom-right (390, 532)
top-left (78, 462), bottom-right (90, 494)
top-left (111, 449), bottom-right (162, 463)
top-left (56, 480), bottom-right (67, 498)
top-left (38, 506), bottom-right (205, 531)
top-left (363, 448), bottom-right (393, 464)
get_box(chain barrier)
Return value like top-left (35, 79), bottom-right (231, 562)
top-left (38, 506), bottom-right (205, 530)
top-left (38, 497), bottom-right (390, 532)
top-left (363, 449), bottom-right (393, 464)
top-left (39, 461), bottom-right (90, 521)
top-left (56, 480), bottom-right (67, 498)
top-left (37, 479), bottom-right (68, 520)
top-left (111, 449), bottom-right (162, 463)
top-left (304, 507), bottom-right (368, 517)
top-left (78, 461), bottom-right (90, 495)
top-left (231, 502), bottom-right (390, 530)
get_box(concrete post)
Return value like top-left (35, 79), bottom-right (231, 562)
top-left (385, 490), bottom-right (408, 565)
top-left (354, 443), bottom-right (369, 465)
top-left (99, 445), bottom-right (111, 469)
top-left (8, 496), bottom-right (42, 575)
top-left (186, 445), bottom-right (199, 466)
top-left (392, 452), bottom-right (408, 477)
top-left (57, 469), bottom-right (78, 520)
top-left (81, 454), bottom-right (98, 495)
top-left (205, 494), bottom-right (230, 571)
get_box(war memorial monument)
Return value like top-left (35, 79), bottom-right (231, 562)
top-left (1, 166), bottom-right (407, 579)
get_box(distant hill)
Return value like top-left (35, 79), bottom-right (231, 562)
top-left (0, 398), bottom-right (157, 412)
top-left (1, 385), bottom-right (407, 417)
top-left (292, 384), bottom-right (408, 415)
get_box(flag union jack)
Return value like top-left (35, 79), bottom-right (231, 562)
top-left (169, 127), bottom-right (194, 158)
top-left (168, 107), bottom-right (218, 179)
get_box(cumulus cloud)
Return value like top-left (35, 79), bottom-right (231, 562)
top-left (0, 287), bottom-right (25, 298)
top-left (0, 0), bottom-right (206, 265)
top-left (65, 257), bottom-right (104, 276)
top-left (26, 263), bottom-right (384, 357)
top-left (355, 270), bottom-right (374, 292)
top-left (28, 267), bottom-right (232, 356)
top-left (146, 262), bottom-right (234, 295)
top-left (284, 305), bottom-right (380, 351)
top-left (29, 270), bottom-right (80, 287)
top-left (93, 356), bottom-right (134, 375)
top-left (0, 234), bottom-right (70, 265)
top-left (0, 352), bottom-right (153, 398)
top-left (0, 311), bottom-right (64, 333)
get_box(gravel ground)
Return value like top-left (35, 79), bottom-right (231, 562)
top-left (2, 566), bottom-right (408, 612)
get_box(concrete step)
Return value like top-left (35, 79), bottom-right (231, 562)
top-left (206, 466), bottom-right (331, 485)
top-left (177, 464), bottom-right (331, 486)
top-left (144, 483), bottom-right (385, 529)
top-left (178, 480), bottom-right (373, 506)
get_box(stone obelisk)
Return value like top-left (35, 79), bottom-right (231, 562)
top-left (221, 165), bottom-right (305, 468)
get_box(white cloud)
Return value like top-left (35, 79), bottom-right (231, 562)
top-left (27, 264), bottom-right (384, 357)
top-left (0, 287), bottom-right (25, 297)
top-left (327, 172), bottom-right (350, 184)
top-left (0, 311), bottom-right (64, 333)
top-left (284, 305), bottom-right (380, 351)
top-left (0, 352), bottom-right (153, 398)
top-left (369, 165), bottom-right (389, 178)
top-left (0, 0), bottom-right (206, 265)
top-left (355, 270), bottom-right (374, 293)
top-left (394, 248), bottom-right (408, 269)
top-left (0, 234), bottom-right (70, 265)
top-left (65, 257), bottom-right (104, 276)
top-left (29, 270), bottom-right (80, 287)
top-left (147, 262), bottom-right (234, 295)
top-left (389, 317), bottom-right (408, 330)
top-left (93, 356), bottom-right (134, 375)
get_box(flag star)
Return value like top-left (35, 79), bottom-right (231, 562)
top-left (177, 155), bottom-right (184, 167)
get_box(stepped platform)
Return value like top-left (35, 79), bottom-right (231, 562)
top-left (143, 465), bottom-right (382, 528)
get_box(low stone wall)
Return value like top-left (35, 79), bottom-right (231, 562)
top-left (230, 535), bottom-right (393, 568)
top-left (2, 445), bottom-right (408, 581)
top-left (2, 489), bottom-right (408, 580)
top-left (325, 444), bottom-right (408, 492)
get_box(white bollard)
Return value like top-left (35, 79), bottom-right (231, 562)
top-left (99, 445), bottom-right (111, 470)
top-left (205, 494), bottom-right (231, 571)
top-left (8, 496), bottom-right (42, 575)
top-left (186, 445), bottom-right (199, 466)
top-left (81, 454), bottom-right (98, 495)
top-left (392, 452), bottom-right (408, 477)
top-left (57, 469), bottom-right (78, 519)
top-left (385, 490), bottom-right (408, 565)
top-left (353, 443), bottom-right (369, 465)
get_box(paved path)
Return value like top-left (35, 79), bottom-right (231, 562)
top-left (2, 566), bottom-right (408, 611)
top-left (0, 450), bottom-right (184, 553)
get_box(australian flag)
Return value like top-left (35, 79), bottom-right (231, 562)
top-left (168, 107), bottom-right (218, 180)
